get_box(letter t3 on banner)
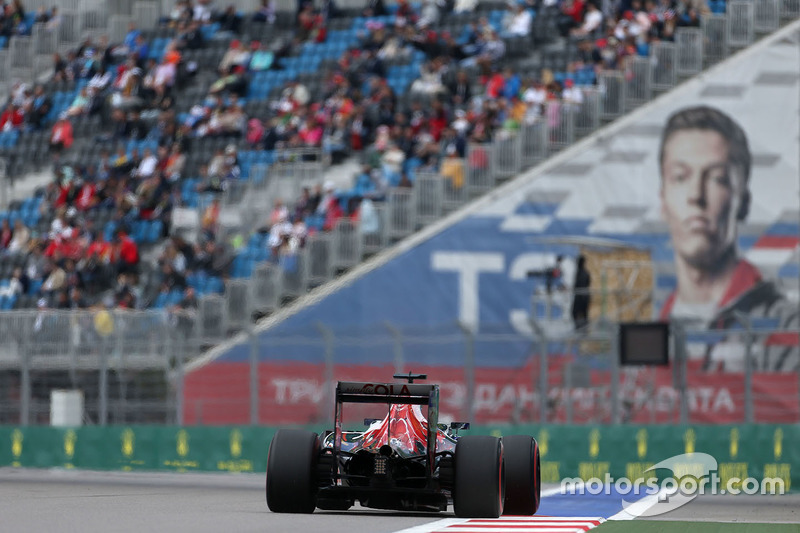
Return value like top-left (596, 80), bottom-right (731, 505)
top-left (431, 252), bottom-right (505, 332)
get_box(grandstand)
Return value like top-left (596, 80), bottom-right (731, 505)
top-left (0, 0), bottom-right (797, 424)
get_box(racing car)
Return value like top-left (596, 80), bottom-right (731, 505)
top-left (266, 373), bottom-right (541, 518)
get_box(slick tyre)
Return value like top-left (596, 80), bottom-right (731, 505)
top-left (502, 435), bottom-right (541, 515)
top-left (266, 429), bottom-right (320, 513)
top-left (453, 435), bottom-right (505, 518)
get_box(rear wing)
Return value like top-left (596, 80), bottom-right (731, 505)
top-left (337, 381), bottom-right (437, 405)
top-left (333, 380), bottom-right (440, 474)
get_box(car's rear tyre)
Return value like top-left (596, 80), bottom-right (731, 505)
top-left (453, 435), bottom-right (505, 518)
top-left (502, 435), bottom-right (541, 515)
top-left (266, 429), bottom-right (320, 513)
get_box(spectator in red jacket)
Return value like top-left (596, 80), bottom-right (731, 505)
top-left (113, 229), bottom-right (140, 274)
top-left (0, 104), bottom-right (24, 131)
top-left (50, 114), bottom-right (74, 158)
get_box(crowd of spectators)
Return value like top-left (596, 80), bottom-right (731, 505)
top-left (0, 0), bottom-right (716, 313)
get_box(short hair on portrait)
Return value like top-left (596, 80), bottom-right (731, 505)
top-left (658, 105), bottom-right (751, 186)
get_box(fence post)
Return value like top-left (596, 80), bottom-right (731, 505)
top-left (316, 322), bottom-right (335, 423)
top-left (734, 311), bottom-right (754, 424)
top-left (565, 360), bottom-right (573, 424)
top-left (457, 322), bottom-right (476, 423)
top-left (249, 326), bottom-right (259, 425)
top-left (0, 157), bottom-right (7, 211)
top-left (610, 326), bottom-right (620, 424)
top-left (20, 341), bottom-right (30, 426)
top-left (384, 322), bottom-right (405, 375)
top-left (99, 330), bottom-right (110, 426)
top-left (672, 322), bottom-right (689, 424)
top-left (528, 318), bottom-right (549, 424)
top-left (175, 330), bottom-right (185, 426)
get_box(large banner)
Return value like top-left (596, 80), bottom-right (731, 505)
top-left (1, 424), bottom-right (797, 493)
top-left (187, 27), bottom-right (800, 423)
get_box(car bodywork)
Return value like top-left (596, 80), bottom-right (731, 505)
top-left (315, 379), bottom-right (465, 512)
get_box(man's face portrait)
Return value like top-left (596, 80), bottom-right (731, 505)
top-left (660, 128), bottom-right (745, 271)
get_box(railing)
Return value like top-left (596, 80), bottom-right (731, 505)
top-left (1, 309), bottom-right (797, 426)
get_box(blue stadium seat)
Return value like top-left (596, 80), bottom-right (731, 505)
top-left (153, 291), bottom-right (169, 309)
top-left (147, 220), bottom-right (163, 243)
top-left (28, 279), bottom-right (43, 296)
top-left (205, 276), bottom-right (223, 294)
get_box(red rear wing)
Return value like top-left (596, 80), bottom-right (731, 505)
top-left (334, 381), bottom-right (440, 474)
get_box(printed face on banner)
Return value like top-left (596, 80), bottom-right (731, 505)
top-left (660, 127), bottom-right (742, 271)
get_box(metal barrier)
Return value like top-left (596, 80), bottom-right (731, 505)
top-left (727, 0), bottom-right (755, 48)
top-left (574, 87), bottom-right (600, 139)
top-left (8, 37), bottom-right (34, 81)
top-left (265, 162), bottom-right (324, 205)
top-left (782, 0), bottom-right (800, 18)
top-left (82, 8), bottom-right (110, 39)
top-left (197, 294), bottom-right (227, 342)
top-left (225, 279), bottom-right (251, 331)
top-left (754, 0), bottom-right (781, 34)
top-left (132, 1), bottom-right (160, 31)
top-left (59, 11), bottom-right (83, 49)
top-left (386, 188), bottom-right (415, 240)
top-left (331, 218), bottom-right (363, 271)
top-left (440, 163), bottom-right (468, 214)
top-left (306, 233), bottom-right (334, 286)
top-left (519, 120), bottom-right (548, 167)
top-left (703, 14), bottom-right (729, 66)
top-left (32, 24), bottom-right (60, 56)
top-left (362, 202), bottom-right (388, 255)
top-left (545, 102), bottom-right (576, 152)
top-left (280, 248), bottom-right (309, 298)
top-left (465, 143), bottom-right (495, 197)
top-left (109, 15), bottom-right (133, 43)
top-left (491, 131), bottom-right (523, 180)
top-left (598, 70), bottom-right (626, 121)
top-left (251, 262), bottom-right (281, 313)
top-left (650, 41), bottom-right (677, 92)
top-left (675, 27), bottom-right (704, 78)
top-left (624, 56), bottom-right (653, 111)
top-left (109, 0), bottom-right (135, 15)
top-left (413, 172), bottom-right (444, 228)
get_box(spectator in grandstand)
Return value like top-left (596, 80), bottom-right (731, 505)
top-left (504, 2), bottom-right (532, 37)
top-left (0, 267), bottom-right (29, 298)
top-left (216, 4), bottom-right (242, 36)
top-left (0, 103), bottom-right (24, 131)
top-left (169, 286), bottom-right (198, 336)
top-left (48, 113), bottom-right (73, 159)
top-left (364, 0), bottom-right (387, 16)
top-left (570, 1), bottom-right (603, 38)
top-left (658, 105), bottom-right (799, 371)
top-left (0, 219), bottom-right (11, 251)
top-left (112, 229), bottom-right (140, 275)
top-left (23, 84), bottom-right (51, 130)
top-left (253, 0), bottom-right (276, 23)
top-left (7, 219), bottom-right (30, 255)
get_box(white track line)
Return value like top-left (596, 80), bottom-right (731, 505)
top-left (393, 483), bottom-right (599, 533)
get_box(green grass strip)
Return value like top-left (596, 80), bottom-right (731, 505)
top-left (596, 521), bottom-right (800, 533)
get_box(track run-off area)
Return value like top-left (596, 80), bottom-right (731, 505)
top-left (1, 469), bottom-right (798, 533)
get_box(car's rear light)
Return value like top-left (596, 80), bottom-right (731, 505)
top-left (374, 455), bottom-right (388, 475)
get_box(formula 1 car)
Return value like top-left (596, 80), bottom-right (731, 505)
top-left (266, 373), bottom-right (541, 518)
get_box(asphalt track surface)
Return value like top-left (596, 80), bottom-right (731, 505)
top-left (2, 469), bottom-right (799, 532)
